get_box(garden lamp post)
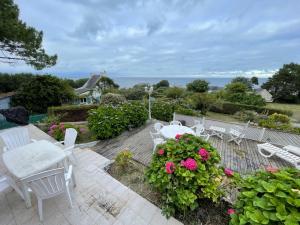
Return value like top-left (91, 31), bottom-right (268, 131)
top-left (145, 85), bottom-right (153, 120)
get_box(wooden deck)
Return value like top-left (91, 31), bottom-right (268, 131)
top-left (93, 120), bottom-right (293, 175)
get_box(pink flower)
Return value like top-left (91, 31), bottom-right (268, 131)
top-left (198, 148), bottom-right (210, 161)
top-left (182, 158), bottom-right (198, 171)
top-left (50, 124), bottom-right (57, 130)
top-left (165, 162), bottom-right (175, 174)
top-left (79, 128), bottom-right (85, 133)
top-left (60, 123), bottom-right (64, 129)
top-left (175, 134), bottom-right (182, 139)
top-left (48, 130), bottom-right (54, 135)
top-left (227, 208), bottom-right (235, 215)
top-left (265, 165), bottom-right (279, 173)
top-left (157, 149), bottom-right (164, 156)
top-left (224, 168), bottom-right (234, 177)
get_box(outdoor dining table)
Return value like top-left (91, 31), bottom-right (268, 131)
top-left (160, 125), bottom-right (195, 139)
top-left (2, 140), bottom-right (67, 208)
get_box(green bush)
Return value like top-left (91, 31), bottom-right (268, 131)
top-left (151, 101), bottom-right (174, 121)
top-left (88, 102), bottom-right (148, 139)
top-left (121, 101), bottom-right (148, 128)
top-left (186, 79), bottom-right (209, 92)
top-left (230, 168), bottom-right (300, 225)
top-left (259, 113), bottom-right (291, 131)
top-left (189, 93), bottom-right (217, 115)
top-left (88, 105), bottom-right (128, 139)
top-left (101, 93), bottom-right (126, 105)
top-left (165, 87), bottom-right (184, 99)
top-left (234, 110), bottom-right (258, 122)
top-left (174, 105), bottom-right (199, 116)
top-left (115, 150), bottom-right (133, 169)
top-left (146, 134), bottom-right (224, 218)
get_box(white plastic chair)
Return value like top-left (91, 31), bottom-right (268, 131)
top-left (228, 121), bottom-right (249, 145)
top-left (170, 120), bottom-right (182, 126)
top-left (154, 122), bottom-right (164, 132)
top-left (191, 124), bottom-right (210, 141)
top-left (21, 166), bottom-right (76, 221)
top-left (0, 127), bottom-right (36, 152)
top-left (0, 174), bottom-right (24, 199)
top-left (193, 117), bottom-right (205, 126)
top-left (55, 128), bottom-right (78, 164)
top-left (150, 131), bottom-right (165, 153)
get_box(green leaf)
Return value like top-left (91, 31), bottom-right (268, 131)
top-left (261, 181), bottom-right (277, 193)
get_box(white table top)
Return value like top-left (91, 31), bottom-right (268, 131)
top-left (209, 126), bottom-right (226, 133)
top-left (160, 125), bottom-right (195, 139)
top-left (283, 145), bottom-right (300, 156)
top-left (3, 140), bottom-right (66, 179)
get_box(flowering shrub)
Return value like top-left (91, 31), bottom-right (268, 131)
top-left (48, 123), bottom-right (80, 141)
top-left (101, 93), bottom-right (126, 106)
top-left (151, 101), bottom-right (174, 122)
top-left (121, 101), bottom-right (148, 128)
top-left (115, 150), bottom-right (133, 169)
top-left (146, 134), bottom-right (224, 217)
top-left (230, 167), bottom-right (300, 225)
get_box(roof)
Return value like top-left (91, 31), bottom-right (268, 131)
top-left (75, 74), bottom-right (101, 95)
top-left (0, 92), bottom-right (15, 100)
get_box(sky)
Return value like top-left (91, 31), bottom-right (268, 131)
top-left (1, 0), bottom-right (300, 78)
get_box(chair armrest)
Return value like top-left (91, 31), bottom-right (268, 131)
top-left (54, 141), bottom-right (64, 145)
top-left (31, 139), bottom-right (38, 142)
top-left (64, 145), bottom-right (75, 152)
top-left (65, 165), bottom-right (73, 181)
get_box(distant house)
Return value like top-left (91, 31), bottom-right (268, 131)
top-left (255, 88), bottom-right (273, 102)
top-left (74, 74), bottom-right (102, 104)
top-left (0, 92), bottom-right (15, 110)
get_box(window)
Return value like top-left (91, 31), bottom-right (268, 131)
top-left (80, 98), bottom-right (87, 104)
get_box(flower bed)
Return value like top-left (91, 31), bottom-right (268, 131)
top-left (145, 133), bottom-right (225, 217)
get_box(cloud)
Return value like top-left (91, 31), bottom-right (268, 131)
top-left (3, 0), bottom-right (300, 78)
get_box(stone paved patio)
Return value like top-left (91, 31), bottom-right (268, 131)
top-left (0, 125), bottom-right (182, 225)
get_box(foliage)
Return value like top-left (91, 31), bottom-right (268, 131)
top-left (189, 93), bottom-right (217, 115)
top-left (64, 78), bottom-right (88, 88)
top-left (11, 75), bottom-right (74, 113)
top-left (0, 73), bottom-right (34, 93)
top-left (146, 134), bottom-right (224, 218)
top-left (186, 79), bottom-right (209, 93)
top-left (101, 93), bottom-right (126, 106)
top-left (119, 86), bottom-right (146, 100)
top-left (47, 122), bottom-right (80, 141)
top-left (251, 76), bottom-right (259, 85)
top-left (224, 82), bottom-right (266, 106)
top-left (165, 87), bottom-right (184, 99)
top-left (262, 63), bottom-right (300, 103)
top-left (0, 0), bottom-right (57, 69)
top-left (174, 105), bottom-right (200, 117)
top-left (234, 110), bottom-right (258, 122)
top-left (115, 150), bottom-right (133, 169)
top-left (230, 168), bottom-right (300, 225)
top-left (98, 76), bottom-right (119, 90)
top-left (155, 80), bottom-right (169, 89)
top-left (259, 113), bottom-right (292, 131)
top-left (88, 102), bottom-right (147, 139)
top-left (151, 101), bottom-right (174, 121)
top-left (231, 77), bottom-right (253, 89)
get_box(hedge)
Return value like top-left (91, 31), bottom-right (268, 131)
top-left (48, 104), bottom-right (98, 122)
top-left (210, 102), bottom-right (293, 117)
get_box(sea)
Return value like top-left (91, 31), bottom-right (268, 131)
top-left (110, 77), bottom-right (268, 88)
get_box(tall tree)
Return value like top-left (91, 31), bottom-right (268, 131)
top-left (231, 76), bottom-right (252, 89)
top-left (0, 0), bottom-right (57, 69)
top-left (186, 79), bottom-right (209, 93)
top-left (262, 63), bottom-right (300, 103)
top-left (251, 76), bottom-right (259, 85)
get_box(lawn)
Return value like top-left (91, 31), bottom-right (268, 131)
top-left (206, 111), bottom-right (241, 123)
top-left (267, 103), bottom-right (300, 122)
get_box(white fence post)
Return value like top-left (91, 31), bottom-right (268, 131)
top-left (259, 128), bottom-right (266, 142)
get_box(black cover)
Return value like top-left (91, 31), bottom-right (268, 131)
top-left (0, 106), bottom-right (29, 125)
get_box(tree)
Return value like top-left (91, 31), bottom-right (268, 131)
top-left (231, 76), bottom-right (252, 89)
top-left (262, 63), bottom-right (300, 103)
top-left (189, 93), bottom-right (216, 115)
top-left (165, 87), bottom-right (184, 99)
top-left (0, 73), bottom-right (34, 92)
top-left (11, 75), bottom-right (74, 113)
top-left (155, 80), bottom-right (169, 89)
top-left (251, 76), bottom-right (259, 85)
top-left (186, 79), bottom-right (209, 93)
top-left (0, 0), bottom-right (57, 69)
top-left (65, 78), bottom-right (88, 88)
top-left (98, 76), bottom-right (119, 90)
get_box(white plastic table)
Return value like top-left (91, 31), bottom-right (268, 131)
top-left (160, 125), bottom-right (195, 139)
top-left (2, 140), bottom-right (67, 207)
top-left (283, 145), bottom-right (300, 156)
top-left (209, 126), bottom-right (226, 139)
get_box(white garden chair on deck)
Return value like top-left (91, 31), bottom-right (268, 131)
top-left (55, 128), bottom-right (78, 164)
top-left (257, 143), bottom-right (300, 169)
top-left (228, 121), bottom-right (250, 145)
top-left (154, 122), bottom-right (164, 132)
top-left (150, 131), bottom-right (165, 153)
top-left (21, 165), bottom-right (75, 221)
top-left (191, 124), bottom-right (210, 141)
top-left (0, 173), bottom-right (24, 199)
top-left (170, 120), bottom-right (182, 126)
top-left (0, 127), bottom-right (36, 152)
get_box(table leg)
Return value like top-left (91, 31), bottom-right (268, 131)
top-left (21, 181), bottom-right (31, 208)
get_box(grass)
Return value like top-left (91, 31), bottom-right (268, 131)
top-left (107, 160), bottom-right (230, 225)
top-left (206, 111), bottom-right (241, 123)
top-left (267, 103), bottom-right (300, 122)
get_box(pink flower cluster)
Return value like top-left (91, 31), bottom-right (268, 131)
top-left (224, 168), bottom-right (234, 177)
top-left (198, 148), bottom-right (210, 161)
top-left (265, 165), bottom-right (279, 173)
top-left (181, 158), bottom-right (198, 171)
top-left (165, 161), bottom-right (175, 174)
top-left (227, 208), bottom-right (235, 215)
top-left (175, 134), bottom-right (182, 139)
top-left (157, 149), bottom-right (165, 156)
top-left (48, 123), bottom-right (65, 136)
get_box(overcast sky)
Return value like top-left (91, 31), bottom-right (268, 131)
top-left (2, 0), bottom-right (300, 78)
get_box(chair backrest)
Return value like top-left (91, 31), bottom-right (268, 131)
top-left (194, 124), bottom-right (205, 136)
top-left (0, 175), bottom-right (9, 193)
top-left (170, 120), bottom-right (182, 126)
top-left (21, 168), bottom-right (67, 199)
top-left (0, 127), bottom-right (31, 151)
top-left (150, 131), bottom-right (161, 140)
top-left (154, 122), bottom-right (164, 132)
top-left (64, 128), bottom-right (78, 148)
